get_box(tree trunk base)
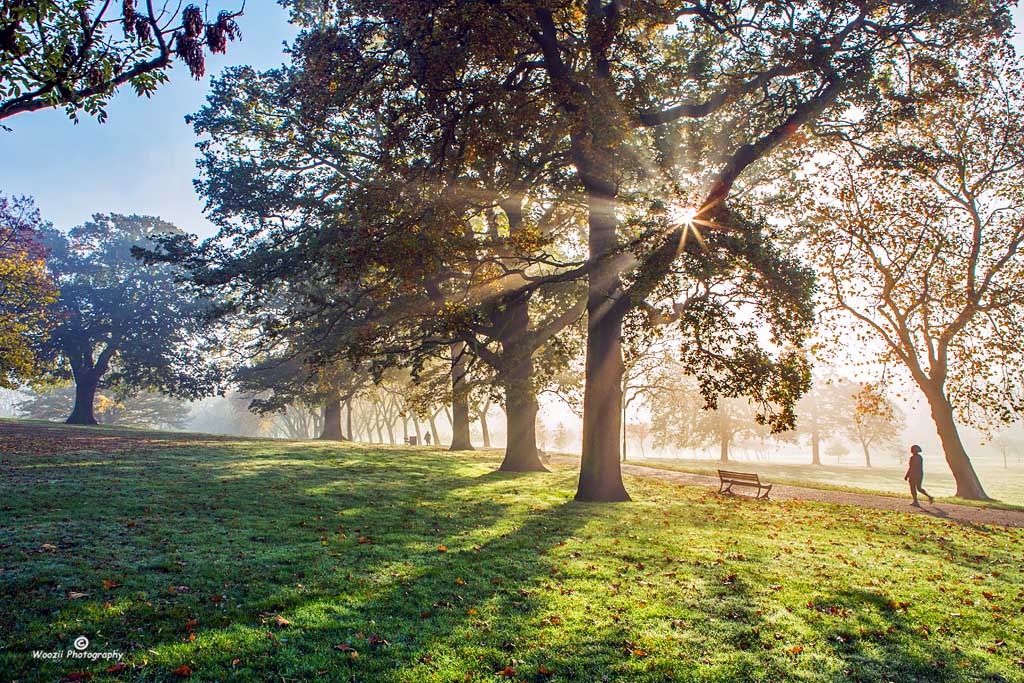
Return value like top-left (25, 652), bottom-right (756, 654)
top-left (498, 448), bottom-right (549, 472)
top-left (574, 484), bottom-right (632, 503)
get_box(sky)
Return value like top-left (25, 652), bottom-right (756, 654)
top-left (2, 7), bottom-right (1023, 238)
top-left (0, 2), bottom-right (297, 238)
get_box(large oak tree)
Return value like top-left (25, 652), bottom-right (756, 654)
top-left (804, 50), bottom-right (1024, 499)
top-left (38, 214), bottom-right (221, 424)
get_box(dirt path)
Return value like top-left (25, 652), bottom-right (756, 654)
top-left (549, 456), bottom-right (1024, 528)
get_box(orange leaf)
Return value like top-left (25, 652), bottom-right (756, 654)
top-left (788, 646), bottom-right (804, 655)
top-left (102, 579), bottom-right (120, 590)
top-left (437, 545), bottom-right (448, 552)
top-left (496, 665), bottom-right (516, 677)
top-left (172, 664), bottom-right (192, 677)
top-left (455, 577), bottom-right (466, 585)
top-left (105, 663), bottom-right (128, 673)
top-left (274, 615), bottom-right (290, 627)
top-left (539, 664), bottom-right (554, 675)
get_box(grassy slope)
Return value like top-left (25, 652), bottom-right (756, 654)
top-left (0, 423), bottom-right (1021, 683)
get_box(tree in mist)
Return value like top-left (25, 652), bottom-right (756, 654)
top-left (0, 193), bottom-right (55, 387)
top-left (279, 0), bottom-right (1009, 500)
top-left (176, 56), bottom-right (589, 472)
top-left (235, 356), bottom-right (369, 441)
top-left (804, 51), bottom-right (1024, 499)
top-left (847, 383), bottom-right (904, 468)
top-left (1, 2), bottom-right (242, 122)
top-left (795, 379), bottom-right (856, 466)
top-left (37, 214), bottom-right (221, 425)
top-left (19, 385), bottom-right (190, 429)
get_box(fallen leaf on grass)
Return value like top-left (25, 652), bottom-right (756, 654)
top-left (67, 591), bottom-right (89, 600)
top-left (454, 577), bottom-right (466, 585)
top-left (63, 673), bottom-right (92, 682)
top-left (172, 664), bottom-right (192, 677)
top-left (102, 579), bottom-right (119, 590)
top-left (105, 663), bottom-right (128, 673)
top-left (274, 615), bottom-right (290, 627)
top-left (495, 665), bottom-right (516, 677)
top-left (788, 646), bottom-right (804, 655)
top-left (437, 545), bottom-right (448, 552)
top-left (539, 664), bottom-right (554, 675)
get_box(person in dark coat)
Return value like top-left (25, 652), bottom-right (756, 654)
top-left (905, 444), bottom-right (934, 506)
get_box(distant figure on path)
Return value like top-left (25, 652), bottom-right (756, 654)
top-left (904, 444), bottom-right (935, 507)
top-left (424, 432), bottom-right (432, 446)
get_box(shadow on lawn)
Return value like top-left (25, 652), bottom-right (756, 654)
top-left (1, 436), bottom-right (1014, 682)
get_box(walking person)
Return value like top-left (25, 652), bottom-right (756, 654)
top-left (905, 444), bottom-right (935, 507)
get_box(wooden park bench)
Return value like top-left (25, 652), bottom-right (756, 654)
top-left (717, 469), bottom-right (772, 500)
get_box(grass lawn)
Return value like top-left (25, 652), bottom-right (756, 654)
top-left (1, 421), bottom-right (1022, 683)
top-left (622, 457), bottom-right (1024, 510)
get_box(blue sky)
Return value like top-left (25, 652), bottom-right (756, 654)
top-left (1, 6), bottom-right (1023, 239)
top-left (0, 2), bottom-right (297, 238)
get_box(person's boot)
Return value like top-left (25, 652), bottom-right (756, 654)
top-left (910, 499), bottom-right (921, 507)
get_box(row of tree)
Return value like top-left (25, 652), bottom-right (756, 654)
top-left (2, 1), bottom-right (1023, 502)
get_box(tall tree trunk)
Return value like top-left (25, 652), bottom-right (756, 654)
top-left (862, 443), bottom-right (871, 468)
top-left (576, 199), bottom-right (630, 501)
top-left (319, 393), bottom-right (344, 440)
top-left (428, 412), bottom-right (441, 447)
top-left (413, 419), bottom-right (422, 444)
top-left (811, 429), bottom-right (822, 466)
top-left (66, 371), bottom-right (99, 425)
top-left (498, 359), bottom-right (546, 472)
top-left (479, 405), bottom-right (491, 448)
top-left (924, 388), bottom-right (989, 500)
top-left (497, 293), bottom-right (546, 471)
top-left (450, 342), bottom-right (474, 450)
top-left (719, 434), bottom-right (730, 463)
top-left (345, 397), bottom-right (353, 441)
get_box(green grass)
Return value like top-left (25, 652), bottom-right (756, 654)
top-left (619, 456), bottom-right (1024, 510)
top-left (1, 421), bottom-right (1022, 683)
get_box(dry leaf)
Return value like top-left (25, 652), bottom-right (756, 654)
top-left (274, 615), bottom-right (290, 627)
top-left (172, 664), bottom-right (192, 677)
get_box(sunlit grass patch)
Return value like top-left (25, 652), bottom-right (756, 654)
top-left (1, 421), bottom-right (1021, 682)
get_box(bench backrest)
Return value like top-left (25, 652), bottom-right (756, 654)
top-left (718, 470), bottom-right (761, 483)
